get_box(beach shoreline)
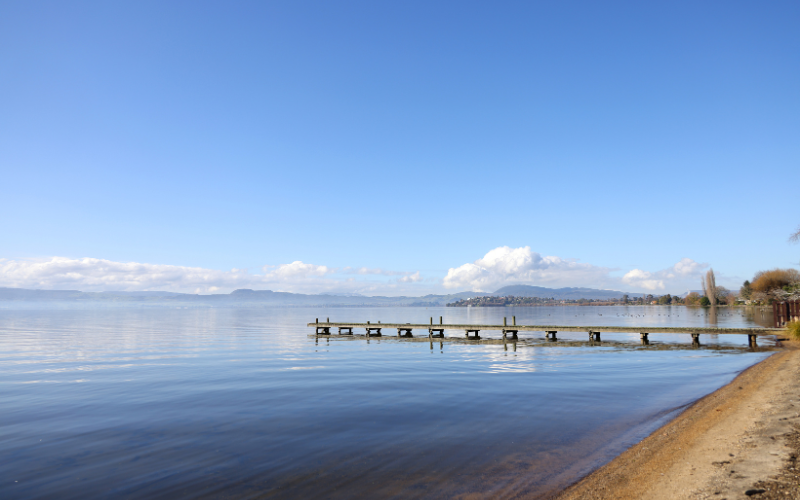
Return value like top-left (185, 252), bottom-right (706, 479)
top-left (555, 338), bottom-right (800, 500)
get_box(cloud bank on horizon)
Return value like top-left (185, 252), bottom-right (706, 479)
top-left (0, 257), bottom-right (423, 295)
top-left (0, 247), bottom-right (709, 295)
top-left (443, 247), bottom-right (708, 293)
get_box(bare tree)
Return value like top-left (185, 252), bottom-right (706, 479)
top-left (751, 290), bottom-right (769, 304)
top-left (791, 225), bottom-right (800, 243)
top-left (702, 268), bottom-right (717, 306)
top-left (715, 285), bottom-right (732, 304)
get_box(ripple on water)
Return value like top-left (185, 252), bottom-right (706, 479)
top-left (0, 306), bottom-right (776, 498)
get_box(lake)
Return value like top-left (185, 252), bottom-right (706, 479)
top-left (0, 305), bottom-right (777, 499)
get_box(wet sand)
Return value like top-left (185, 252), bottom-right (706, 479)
top-left (556, 338), bottom-right (800, 500)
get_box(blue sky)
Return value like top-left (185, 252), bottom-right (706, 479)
top-left (1, 1), bottom-right (798, 295)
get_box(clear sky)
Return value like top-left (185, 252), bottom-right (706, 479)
top-left (1, 1), bottom-right (798, 295)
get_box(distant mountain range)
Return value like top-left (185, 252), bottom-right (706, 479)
top-left (0, 284), bottom-right (643, 307)
top-left (492, 285), bottom-right (632, 300)
top-left (0, 287), bottom-right (475, 307)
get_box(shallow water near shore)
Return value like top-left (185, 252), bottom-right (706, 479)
top-left (0, 306), bottom-right (777, 498)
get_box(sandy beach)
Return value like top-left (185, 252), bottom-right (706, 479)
top-left (557, 338), bottom-right (800, 500)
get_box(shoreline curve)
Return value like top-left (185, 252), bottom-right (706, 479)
top-left (555, 338), bottom-right (800, 500)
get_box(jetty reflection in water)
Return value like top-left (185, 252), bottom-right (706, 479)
top-left (0, 305), bottom-right (776, 499)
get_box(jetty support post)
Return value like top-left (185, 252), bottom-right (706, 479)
top-left (314, 317), bottom-right (329, 334)
top-left (503, 329), bottom-right (518, 340)
top-left (338, 327), bottom-right (353, 335)
top-left (748, 334), bottom-right (758, 347)
top-left (546, 330), bottom-right (558, 341)
top-left (640, 333), bottom-right (649, 345)
top-left (428, 328), bottom-right (444, 338)
top-left (588, 331), bottom-right (601, 342)
top-left (513, 316), bottom-right (516, 326)
top-left (691, 333), bottom-right (701, 346)
top-left (365, 321), bottom-right (382, 337)
top-left (397, 328), bottom-right (413, 338)
top-left (465, 329), bottom-right (481, 340)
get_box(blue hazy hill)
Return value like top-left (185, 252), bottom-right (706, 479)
top-left (0, 285), bottom-right (644, 307)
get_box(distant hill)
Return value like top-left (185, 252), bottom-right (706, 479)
top-left (491, 285), bottom-right (634, 300)
top-left (0, 285), bottom-right (647, 307)
top-left (0, 287), bottom-right (488, 307)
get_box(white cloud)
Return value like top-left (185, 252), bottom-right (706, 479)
top-left (622, 258), bottom-right (708, 291)
top-left (341, 267), bottom-right (416, 277)
top-left (0, 257), bottom-right (427, 295)
top-left (621, 269), bottom-right (665, 290)
top-left (443, 246), bottom-right (612, 292)
top-left (443, 247), bottom-right (711, 294)
top-left (0, 252), bottom-right (713, 296)
top-left (397, 271), bottom-right (422, 283)
top-left (265, 261), bottom-right (332, 278)
top-left (0, 257), bottom-right (261, 293)
top-left (672, 257), bottom-right (707, 276)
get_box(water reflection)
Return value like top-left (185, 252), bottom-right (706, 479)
top-left (708, 306), bottom-right (718, 326)
top-left (0, 306), bottom-right (776, 499)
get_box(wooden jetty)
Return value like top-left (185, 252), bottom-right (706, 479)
top-left (308, 316), bottom-right (785, 347)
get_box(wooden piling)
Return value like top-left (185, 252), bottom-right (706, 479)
top-left (465, 329), bottom-right (481, 340)
top-left (307, 320), bottom-right (780, 345)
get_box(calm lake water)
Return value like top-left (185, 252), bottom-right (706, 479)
top-left (0, 305), bottom-right (777, 499)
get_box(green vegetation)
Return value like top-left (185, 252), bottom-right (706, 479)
top-left (684, 292), bottom-right (702, 306)
top-left (739, 280), bottom-right (752, 300)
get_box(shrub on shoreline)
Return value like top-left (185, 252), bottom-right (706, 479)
top-left (788, 321), bottom-right (800, 341)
